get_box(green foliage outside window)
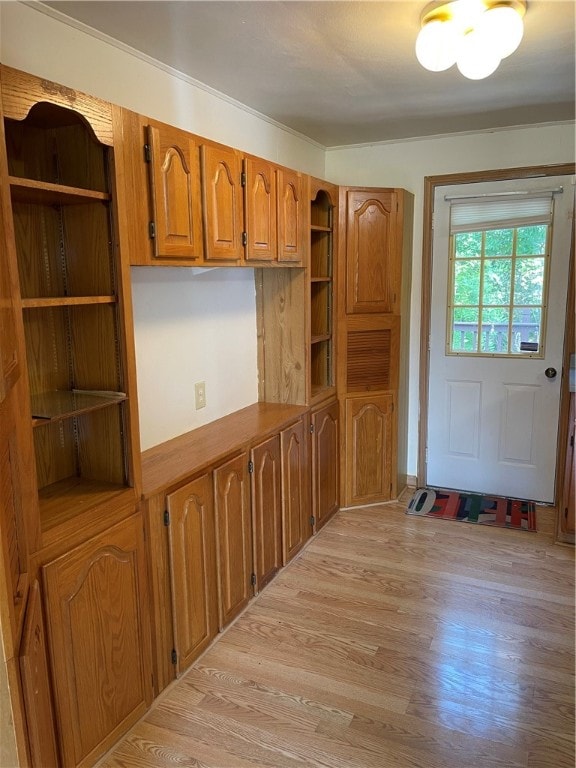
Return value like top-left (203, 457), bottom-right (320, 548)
top-left (449, 225), bottom-right (548, 355)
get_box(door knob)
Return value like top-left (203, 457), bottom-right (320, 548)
top-left (544, 367), bottom-right (557, 379)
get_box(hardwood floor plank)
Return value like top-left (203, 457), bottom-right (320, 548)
top-left (97, 500), bottom-right (574, 768)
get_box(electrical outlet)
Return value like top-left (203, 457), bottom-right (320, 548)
top-left (195, 381), bottom-right (206, 409)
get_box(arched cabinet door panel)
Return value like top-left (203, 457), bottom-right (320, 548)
top-left (345, 189), bottom-right (399, 314)
top-left (214, 452), bottom-right (252, 629)
top-left (43, 514), bottom-right (151, 768)
top-left (166, 473), bottom-right (218, 675)
top-left (201, 144), bottom-right (243, 263)
top-left (281, 417), bottom-right (311, 564)
top-left (250, 434), bottom-right (282, 590)
top-left (244, 156), bottom-right (277, 262)
top-left (147, 123), bottom-right (204, 261)
top-left (345, 393), bottom-right (395, 507)
top-left (277, 167), bottom-right (306, 264)
top-left (311, 399), bottom-right (339, 531)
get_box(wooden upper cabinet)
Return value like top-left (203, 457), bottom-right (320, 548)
top-left (147, 123), bottom-right (204, 261)
top-left (244, 156), bottom-right (277, 262)
top-left (346, 189), bottom-right (400, 314)
top-left (277, 167), bottom-right (307, 264)
top-left (244, 159), bottom-right (307, 265)
top-left (201, 143), bottom-right (244, 263)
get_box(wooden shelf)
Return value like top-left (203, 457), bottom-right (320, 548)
top-left (311, 334), bottom-right (332, 345)
top-left (31, 390), bottom-right (126, 425)
top-left (310, 224), bottom-right (331, 233)
top-left (22, 296), bottom-right (116, 309)
top-left (39, 477), bottom-right (132, 534)
top-left (9, 176), bottom-right (110, 205)
top-left (310, 276), bottom-right (332, 284)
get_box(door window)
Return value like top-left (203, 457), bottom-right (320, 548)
top-left (447, 193), bottom-right (555, 357)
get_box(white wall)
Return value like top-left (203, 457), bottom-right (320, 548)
top-left (131, 267), bottom-right (258, 449)
top-left (326, 124), bottom-right (575, 477)
top-left (0, 1), bottom-right (326, 449)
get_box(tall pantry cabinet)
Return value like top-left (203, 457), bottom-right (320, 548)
top-left (338, 187), bottom-right (413, 507)
top-left (0, 66), bottom-right (151, 768)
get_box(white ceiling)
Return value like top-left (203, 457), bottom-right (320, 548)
top-left (42, 1), bottom-right (575, 147)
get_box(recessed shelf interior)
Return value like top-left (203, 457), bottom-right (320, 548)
top-left (6, 102), bottom-right (131, 519)
top-left (310, 188), bottom-right (334, 395)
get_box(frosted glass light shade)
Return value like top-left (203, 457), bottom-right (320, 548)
top-left (415, 19), bottom-right (459, 71)
top-left (477, 5), bottom-right (524, 58)
top-left (415, 0), bottom-right (526, 80)
top-left (456, 27), bottom-right (502, 79)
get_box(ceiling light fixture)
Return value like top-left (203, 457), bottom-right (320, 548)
top-left (415, 0), bottom-right (527, 80)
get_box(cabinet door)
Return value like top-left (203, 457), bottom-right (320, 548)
top-left (19, 580), bottom-right (59, 768)
top-left (244, 156), bottom-right (277, 262)
top-left (166, 473), bottom-right (218, 675)
top-left (311, 399), bottom-right (339, 531)
top-left (214, 453), bottom-right (252, 629)
top-left (281, 418), bottom-right (311, 564)
top-left (345, 393), bottom-right (395, 507)
top-left (346, 189), bottom-right (400, 314)
top-left (201, 144), bottom-right (244, 262)
top-left (147, 123), bottom-right (203, 261)
top-left (277, 167), bottom-right (306, 264)
top-left (43, 514), bottom-right (151, 768)
top-left (250, 435), bottom-right (282, 590)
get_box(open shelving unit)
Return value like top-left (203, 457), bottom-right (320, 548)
top-left (309, 185), bottom-right (336, 401)
top-left (5, 102), bottom-right (132, 534)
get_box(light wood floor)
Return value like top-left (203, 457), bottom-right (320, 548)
top-left (99, 498), bottom-right (575, 768)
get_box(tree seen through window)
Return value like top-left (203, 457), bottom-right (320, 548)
top-left (449, 224), bottom-right (548, 355)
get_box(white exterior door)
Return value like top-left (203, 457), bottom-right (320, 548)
top-left (426, 176), bottom-right (573, 503)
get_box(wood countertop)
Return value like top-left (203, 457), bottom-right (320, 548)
top-left (140, 401), bottom-right (308, 499)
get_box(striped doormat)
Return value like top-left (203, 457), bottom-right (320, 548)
top-left (406, 487), bottom-right (537, 531)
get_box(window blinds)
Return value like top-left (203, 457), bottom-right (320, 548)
top-left (447, 189), bottom-right (561, 233)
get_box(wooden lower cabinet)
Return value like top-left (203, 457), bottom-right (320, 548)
top-left (42, 513), bottom-right (152, 768)
top-left (19, 580), bottom-right (59, 768)
top-left (281, 418), bottom-right (312, 563)
top-left (311, 399), bottom-right (339, 530)
top-left (214, 452), bottom-right (253, 629)
top-left (344, 393), bottom-right (395, 506)
top-left (250, 435), bottom-right (282, 591)
top-left (166, 474), bottom-right (218, 675)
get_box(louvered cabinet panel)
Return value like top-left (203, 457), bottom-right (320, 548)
top-left (147, 123), bottom-right (203, 261)
top-left (345, 315), bottom-right (401, 393)
top-left (345, 393), bottom-right (395, 506)
top-left (166, 473), bottom-right (218, 674)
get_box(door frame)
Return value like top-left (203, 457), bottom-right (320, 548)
top-left (418, 163), bottom-right (575, 501)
